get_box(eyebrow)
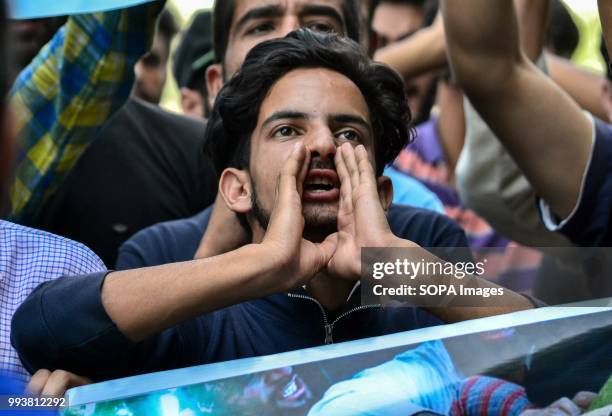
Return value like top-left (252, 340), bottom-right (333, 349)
top-left (331, 114), bottom-right (372, 131)
top-left (299, 4), bottom-right (345, 29)
top-left (233, 3), bottom-right (345, 36)
top-left (262, 111), bottom-right (310, 128)
top-left (233, 5), bottom-right (284, 36)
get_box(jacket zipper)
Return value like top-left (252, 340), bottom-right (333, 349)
top-left (287, 293), bottom-right (381, 345)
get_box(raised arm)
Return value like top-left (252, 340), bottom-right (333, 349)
top-left (374, 14), bottom-right (446, 80)
top-left (8, 2), bottom-right (162, 223)
top-left (442, 0), bottom-right (593, 220)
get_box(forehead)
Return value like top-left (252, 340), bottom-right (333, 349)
top-left (232, 0), bottom-right (346, 25)
top-left (373, 2), bottom-right (423, 39)
top-left (258, 68), bottom-right (371, 124)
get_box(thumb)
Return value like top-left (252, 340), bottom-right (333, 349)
top-left (318, 232), bottom-right (338, 265)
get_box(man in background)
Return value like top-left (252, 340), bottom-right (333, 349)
top-left (7, 16), bottom-right (65, 83)
top-left (173, 10), bottom-right (214, 119)
top-left (132, 9), bottom-right (178, 105)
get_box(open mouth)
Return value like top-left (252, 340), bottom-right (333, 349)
top-left (275, 374), bottom-right (310, 408)
top-left (303, 169), bottom-right (340, 202)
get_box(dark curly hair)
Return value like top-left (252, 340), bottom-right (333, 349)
top-left (204, 29), bottom-right (413, 178)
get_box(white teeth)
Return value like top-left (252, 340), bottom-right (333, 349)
top-left (282, 377), bottom-right (298, 397)
top-left (306, 177), bottom-right (333, 186)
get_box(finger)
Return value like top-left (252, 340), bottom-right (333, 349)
top-left (334, 147), bottom-right (356, 233)
top-left (355, 145), bottom-right (376, 181)
top-left (26, 369), bottom-right (51, 396)
top-left (572, 391), bottom-right (597, 410)
top-left (309, 233), bottom-right (338, 273)
top-left (341, 143), bottom-right (360, 191)
top-left (335, 146), bottom-right (353, 208)
top-left (355, 145), bottom-right (379, 192)
top-left (267, 143), bottom-right (306, 240)
top-left (548, 397), bottom-right (582, 416)
top-left (296, 146), bottom-right (311, 197)
top-left (278, 142), bottom-right (306, 201)
top-left (319, 232), bottom-right (338, 262)
top-left (520, 410), bottom-right (565, 416)
top-left (41, 370), bottom-right (91, 397)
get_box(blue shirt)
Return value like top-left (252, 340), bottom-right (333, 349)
top-left (539, 117), bottom-right (612, 246)
top-left (116, 204), bottom-right (468, 270)
top-left (383, 166), bottom-right (445, 214)
top-left (0, 221), bottom-right (105, 382)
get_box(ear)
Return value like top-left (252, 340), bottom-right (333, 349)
top-left (376, 176), bottom-right (393, 213)
top-left (219, 168), bottom-right (253, 214)
top-left (179, 88), bottom-right (204, 119)
top-left (206, 63), bottom-right (224, 110)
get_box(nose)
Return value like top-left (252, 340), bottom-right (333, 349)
top-left (279, 15), bottom-right (300, 37)
top-left (304, 127), bottom-right (336, 162)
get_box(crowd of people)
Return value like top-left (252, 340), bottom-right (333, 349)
top-left (1, 0), bottom-right (612, 414)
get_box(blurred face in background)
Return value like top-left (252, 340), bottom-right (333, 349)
top-left (372, 1), bottom-right (436, 123)
top-left (206, 0), bottom-right (348, 107)
top-left (133, 32), bottom-right (172, 105)
top-left (372, 1), bottom-right (423, 48)
top-left (8, 17), bottom-right (65, 81)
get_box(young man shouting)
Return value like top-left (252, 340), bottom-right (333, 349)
top-left (12, 30), bottom-right (534, 381)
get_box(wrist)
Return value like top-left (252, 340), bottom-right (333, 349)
top-left (238, 243), bottom-right (290, 295)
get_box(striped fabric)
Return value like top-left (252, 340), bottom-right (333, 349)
top-left (451, 376), bottom-right (532, 416)
top-left (0, 220), bottom-right (106, 382)
top-left (8, 1), bottom-right (162, 224)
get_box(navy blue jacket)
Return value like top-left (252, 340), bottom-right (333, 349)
top-left (12, 205), bottom-right (470, 381)
top-left (116, 204), bottom-right (468, 270)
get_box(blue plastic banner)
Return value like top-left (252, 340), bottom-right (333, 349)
top-left (7, 0), bottom-right (153, 19)
top-left (65, 302), bottom-right (612, 410)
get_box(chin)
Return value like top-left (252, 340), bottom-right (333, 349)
top-left (302, 205), bottom-right (338, 242)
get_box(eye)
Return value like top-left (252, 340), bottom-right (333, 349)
top-left (305, 21), bottom-right (335, 33)
top-left (246, 22), bottom-right (275, 36)
top-left (336, 129), bottom-right (360, 142)
top-left (272, 126), bottom-right (299, 138)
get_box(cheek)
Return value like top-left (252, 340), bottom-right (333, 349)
top-left (251, 144), bottom-right (294, 197)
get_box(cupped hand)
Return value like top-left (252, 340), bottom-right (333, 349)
top-left (259, 143), bottom-right (337, 291)
top-left (327, 143), bottom-right (402, 281)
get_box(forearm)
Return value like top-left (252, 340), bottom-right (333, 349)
top-left (443, 0), bottom-right (592, 220)
top-left (370, 240), bottom-right (533, 323)
top-left (437, 80), bottom-right (465, 178)
top-left (374, 16), bottom-right (446, 80)
top-left (103, 244), bottom-right (279, 342)
top-left (547, 53), bottom-right (609, 120)
top-left (599, 0), bottom-right (612, 59)
top-left (442, 0), bottom-right (520, 94)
